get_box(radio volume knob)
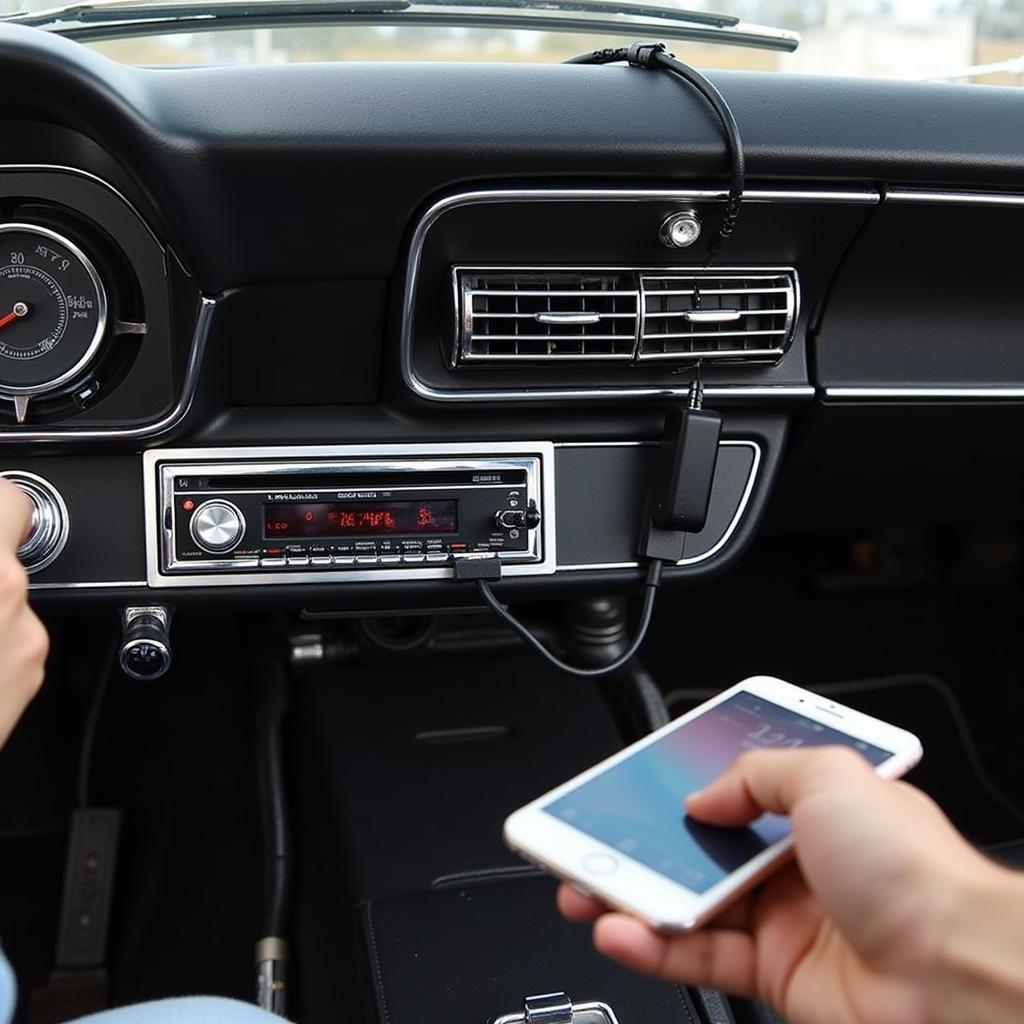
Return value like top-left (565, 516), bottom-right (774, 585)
top-left (190, 500), bottom-right (245, 553)
top-left (1, 471), bottom-right (70, 574)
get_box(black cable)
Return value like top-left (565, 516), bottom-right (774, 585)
top-left (476, 559), bottom-right (663, 679)
top-left (256, 655), bottom-right (291, 940)
top-left (77, 627), bottom-right (120, 808)
top-left (565, 41), bottom-right (745, 259)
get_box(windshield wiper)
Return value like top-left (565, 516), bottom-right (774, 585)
top-left (4, 0), bottom-right (800, 52)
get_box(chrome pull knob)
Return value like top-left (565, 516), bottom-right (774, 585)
top-left (1, 470), bottom-right (69, 573)
top-left (119, 606), bottom-right (172, 681)
top-left (190, 499), bottom-right (245, 553)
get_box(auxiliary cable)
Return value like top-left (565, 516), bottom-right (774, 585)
top-left (566, 41), bottom-right (745, 261)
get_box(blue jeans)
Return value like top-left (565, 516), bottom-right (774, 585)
top-left (75, 999), bottom-right (287, 1023)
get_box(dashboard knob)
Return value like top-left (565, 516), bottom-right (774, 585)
top-left (119, 606), bottom-right (172, 681)
top-left (189, 499), bottom-right (245, 553)
top-left (1, 470), bottom-right (70, 574)
top-left (495, 502), bottom-right (542, 531)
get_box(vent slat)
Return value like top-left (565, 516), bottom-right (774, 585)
top-left (455, 269), bottom-right (640, 363)
top-left (638, 271), bottom-right (796, 362)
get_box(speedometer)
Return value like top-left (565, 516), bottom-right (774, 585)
top-left (0, 223), bottom-right (107, 399)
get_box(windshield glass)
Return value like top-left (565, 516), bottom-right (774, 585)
top-left (2, 0), bottom-right (1022, 83)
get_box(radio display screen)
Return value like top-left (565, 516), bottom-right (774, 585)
top-left (263, 500), bottom-right (458, 538)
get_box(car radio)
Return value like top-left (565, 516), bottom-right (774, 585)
top-left (143, 443), bottom-right (556, 587)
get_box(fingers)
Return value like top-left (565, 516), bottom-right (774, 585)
top-left (558, 881), bottom-right (754, 932)
top-left (557, 882), bottom-right (606, 923)
top-left (0, 477), bottom-right (32, 552)
top-left (593, 913), bottom-right (757, 997)
top-left (685, 746), bottom-right (874, 827)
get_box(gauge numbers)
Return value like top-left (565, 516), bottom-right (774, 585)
top-left (0, 223), bottom-right (107, 398)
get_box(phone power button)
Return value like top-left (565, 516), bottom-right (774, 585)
top-left (582, 853), bottom-right (619, 875)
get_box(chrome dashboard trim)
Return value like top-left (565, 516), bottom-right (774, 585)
top-left (30, 579), bottom-right (147, 590)
top-left (0, 296), bottom-right (215, 443)
top-left (886, 189), bottom-right (1024, 207)
top-left (825, 386), bottom-right (1024, 399)
top-left (553, 438), bottom-right (761, 570)
top-left (401, 187), bottom-right (877, 404)
top-left (143, 442), bottom-right (558, 588)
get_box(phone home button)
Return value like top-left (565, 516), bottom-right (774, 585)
top-left (582, 852), bottom-right (619, 876)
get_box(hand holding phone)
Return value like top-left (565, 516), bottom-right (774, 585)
top-left (508, 678), bottom-right (1024, 1024)
top-left (505, 676), bottom-right (923, 931)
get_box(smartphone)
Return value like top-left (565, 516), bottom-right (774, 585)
top-left (504, 675), bottom-right (923, 932)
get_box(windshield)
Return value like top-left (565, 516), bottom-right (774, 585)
top-left (2, 0), bottom-right (1022, 83)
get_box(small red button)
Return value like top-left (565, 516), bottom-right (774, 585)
top-left (182, 499), bottom-right (195, 511)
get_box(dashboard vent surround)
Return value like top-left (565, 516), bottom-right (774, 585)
top-left (639, 270), bottom-right (797, 362)
top-left (454, 268), bottom-right (640, 363)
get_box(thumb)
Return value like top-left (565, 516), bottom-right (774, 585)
top-left (0, 478), bottom-right (32, 553)
top-left (685, 746), bottom-right (876, 826)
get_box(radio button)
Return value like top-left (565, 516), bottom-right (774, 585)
top-left (190, 500), bottom-right (245, 554)
top-left (260, 557), bottom-right (287, 568)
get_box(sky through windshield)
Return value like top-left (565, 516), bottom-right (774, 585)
top-left (1, 0), bottom-right (1022, 81)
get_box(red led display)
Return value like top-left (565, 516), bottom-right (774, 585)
top-left (264, 500), bottom-right (457, 538)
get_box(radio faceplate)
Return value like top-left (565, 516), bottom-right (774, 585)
top-left (143, 443), bottom-right (556, 588)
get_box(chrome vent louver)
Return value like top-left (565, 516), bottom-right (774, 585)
top-left (454, 269), bottom-right (640, 362)
top-left (452, 267), bottom-right (797, 365)
top-left (639, 271), bottom-right (797, 362)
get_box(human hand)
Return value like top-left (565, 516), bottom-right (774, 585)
top-left (0, 477), bottom-right (49, 747)
top-left (559, 747), bottom-right (1024, 1024)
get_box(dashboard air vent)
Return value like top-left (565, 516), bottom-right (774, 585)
top-left (454, 268), bottom-right (640, 363)
top-left (639, 270), bottom-right (797, 362)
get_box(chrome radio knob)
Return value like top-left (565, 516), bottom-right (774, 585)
top-left (189, 499), bottom-right (245, 553)
top-left (1, 470), bottom-right (69, 573)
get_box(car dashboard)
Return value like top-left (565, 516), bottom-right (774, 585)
top-left (0, 23), bottom-right (1022, 609)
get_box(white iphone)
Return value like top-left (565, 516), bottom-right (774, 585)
top-left (504, 675), bottom-right (923, 932)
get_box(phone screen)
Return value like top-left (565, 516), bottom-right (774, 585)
top-left (544, 690), bottom-right (892, 894)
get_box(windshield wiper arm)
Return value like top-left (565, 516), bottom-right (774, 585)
top-left (5, 0), bottom-right (800, 53)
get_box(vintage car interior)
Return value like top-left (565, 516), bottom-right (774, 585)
top-left (0, 2), bottom-right (1023, 1022)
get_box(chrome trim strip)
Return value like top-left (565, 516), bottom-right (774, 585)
top-left (0, 297), bottom-right (215, 443)
top-left (0, 164), bottom-right (163, 247)
top-left (30, 579), bottom-right (146, 590)
top-left (556, 439), bottom-right (761, 570)
top-left (886, 190), bottom-right (1024, 208)
top-left (402, 187), bottom-right (875, 403)
top-left (826, 386), bottom-right (1024, 399)
top-left (143, 442), bottom-right (557, 588)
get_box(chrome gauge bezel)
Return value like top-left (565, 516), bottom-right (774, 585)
top-left (0, 222), bottom-right (109, 399)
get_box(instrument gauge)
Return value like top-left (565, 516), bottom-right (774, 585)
top-left (0, 223), bottom-right (108, 402)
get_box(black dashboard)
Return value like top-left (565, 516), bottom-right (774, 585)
top-left (1, 22), bottom-right (1022, 608)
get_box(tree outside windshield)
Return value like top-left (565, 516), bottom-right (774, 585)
top-left (2, 0), bottom-right (1023, 82)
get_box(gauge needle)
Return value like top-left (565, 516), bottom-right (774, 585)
top-left (0, 302), bottom-right (28, 331)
